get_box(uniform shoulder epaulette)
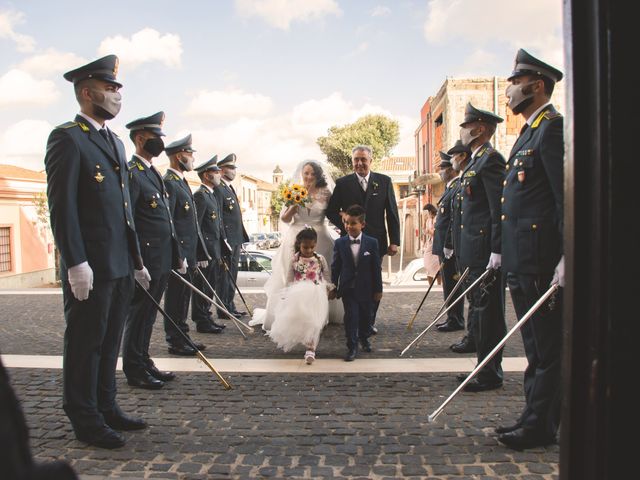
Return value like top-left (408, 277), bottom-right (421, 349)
top-left (56, 121), bottom-right (78, 129)
top-left (532, 109), bottom-right (562, 129)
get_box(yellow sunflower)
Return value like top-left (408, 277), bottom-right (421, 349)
top-left (299, 188), bottom-right (308, 198)
top-left (291, 184), bottom-right (301, 192)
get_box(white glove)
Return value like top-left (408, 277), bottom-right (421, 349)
top-left (68, 261), bottom-right (93, 301)
top-left (197, 260), bottom-right (209, 268)
top-left (486, 252), bottom-right (502, 270)
top-left (177, 258), bottom-right (188, 274)
top-left (443, 248), bottom-right (454, 259)
top-left (134, 266), bottom-right (151, 290)
top-left (551, 255), bottom-right (565, 287)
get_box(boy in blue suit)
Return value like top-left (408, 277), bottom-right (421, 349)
top-left (330, 205), bottom-right (383, 361)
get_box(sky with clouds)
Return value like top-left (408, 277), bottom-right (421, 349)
top-left (0, 0), bottom-right (564, 180)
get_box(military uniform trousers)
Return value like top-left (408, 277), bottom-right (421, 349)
top-left (218, 244), bottom-right (241, 315)
top-left (438, 254), bottom-right (465, 328)
top-left (164, 269), bottom-right (194, 345)
top-left (506, 272), bottom-right (562, 437)
top-left (192, 260), bottom-right (220, 325)
top-left (62, 273), bottom-right (134, 433)
top-left (464, 267), bottom-right (506, 384)
top-left (122, 272), bottom-right (169, 377)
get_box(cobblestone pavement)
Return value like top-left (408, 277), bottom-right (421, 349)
top-left (0, 291), bottom-right (523, 359)
top-left (2, 288), bottom-right (559, 479)
top-left (10, 369), bottom-right (558, 480)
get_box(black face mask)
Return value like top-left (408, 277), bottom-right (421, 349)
top-left (143, 137), bottom-right (165, 157)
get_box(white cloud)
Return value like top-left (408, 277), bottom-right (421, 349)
top-left (371, 6), bottom-right (391, 17)
top-left (344, 41), bottom-right (369, 59)
top-left (97, 28), bottom-right (182, 69)
top-left (184, 88), bottom-right (274, 118)
top-left (0, 119), bottom-right (53, 171)
top-left (0, 9), bottom-right (36, 52)
top-left (0, 69), bottom-right (59, 107)
top-left (17, 49), bottom-right (86, 77)
top-left (177, 92), bottom-right (415, 181)
top-left (235, 0), bottom-right (342, 30)
top-left (424, 0), bottom-right (564, 69)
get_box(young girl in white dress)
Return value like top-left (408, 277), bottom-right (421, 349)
top-left (267, 227), bottom-right (333, 364)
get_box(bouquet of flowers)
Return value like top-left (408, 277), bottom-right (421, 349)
top-left (282, 183), bottom-right (311, 208)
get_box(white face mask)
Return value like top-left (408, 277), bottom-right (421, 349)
top-left (89, 88), bottom-right (122, 119)
top-left (178, 154), bottom-right (194, 172)
top-left (506, 81), bottom-right (537, 114)
top-left (460, 126), bottom-right (480, 147)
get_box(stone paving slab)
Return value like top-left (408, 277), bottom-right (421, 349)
top-left (9, 368), bottom-right (558, 480)
top-left (0, 291), bottom-right (523, 360)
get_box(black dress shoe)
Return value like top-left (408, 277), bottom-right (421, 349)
top-left (456, 373), bottom-right (468, 383)
top-left (360, 339), bottom-right (372, 352)
top-left (126, 372), bottom-right (164, 390)
top-left (76, 426), bottom-right (125, 449)
top-left (231, 310), bottom-right (247, 317)
top-left (168, 343), bottom-right (197, 356)
top-left (437, 321), bottom-right (465, 332)
top-left (498, 427), bottom-right (556, 450)
top-left (211, 320), bottom-right (226, 329)
top-left (147, 364), bottom-right (175, 382)
top-left (495, 422), bottom-right (522, 434)
top-left (450, 336), bottom-right (477, 353)
top-left (344, 348), bottom-right (357, 362)
top-left (196, 323), bottom-right (223, 334)
top-left (104, 413), bottom-right (147, 431)
top-left (463, 378), bottom-right (503, 392)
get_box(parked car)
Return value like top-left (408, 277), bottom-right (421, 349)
top-left (390, 258), bottom-right (430, 286)
top-left (236, 250), bottom-right (272, 287)
top-left (249, 233), bottom-right (270, 250)
top-left (265, 232), bottom-right (281, 248)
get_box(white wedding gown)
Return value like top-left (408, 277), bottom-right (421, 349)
top-left (251, 188), bottom-right (344, 330)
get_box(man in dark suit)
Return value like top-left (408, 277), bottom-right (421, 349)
top-left (455, 103), bottom-right (507, 392)
top-left (191, 156), bottom-right (227, 333)
top-left (497, 49), bottom-right (564, 450)
top-left (122, 112), bottom-right (179, 389)
top-left (326, 145), bottom-right (400, 332)
top-left (215, 153), bottom-right (249, 318)
top-left (432, 151), bottom-right (465, 332)
top-left (163, 134), bottom-right (210, 356)
top-left (329, 205), bottom-right (383, 361)
top-left (45, 55), bottom-right (148, 449)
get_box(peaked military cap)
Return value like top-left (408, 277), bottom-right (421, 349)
top-left (447, 139), bottom-right (471, 156)
top-left (165, 134), bottom-right (196, 155)
top-left (508, 48), bottom-right (563, 83)
top-left (438, 151), bottom-right (453, 168)
top-left (460, 102), bottom-right (504, 126)
top-left (63, 54), bottom-right (122, 88)
top-left (195, 155), bottom-right (220, 173)
top-left (217, 153), bottom-right (237, 169)
top-left (125, 111), bottom-right (166, 136)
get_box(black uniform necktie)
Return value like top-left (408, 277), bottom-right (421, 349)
top-left (519, 123), bottom-right (529, 135)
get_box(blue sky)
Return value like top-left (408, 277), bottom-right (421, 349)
top-left (0, 0), bottom-right (563, 180)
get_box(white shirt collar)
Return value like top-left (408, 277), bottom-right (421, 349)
top-left (526, 101), bottom-right (552, 126)
top-left (471, 144), bottom-right (484, 158)
top-left (446, 175), bottom-right (459, 188)
top-left (167, 167), bottom-right (184, 179)
top-left (201, 183), bottom-right (213, 193)
top-left (356, 172), bottom-right (371, 184)
top-left (78, 112), bottom-right (105, 131)
top-left (133, 153), bottom-right (151, 169)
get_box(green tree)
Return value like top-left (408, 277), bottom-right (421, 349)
top-left (270, 181), bottom-right (290, 226)
top-left (316, 114), bottom-right (400, 175)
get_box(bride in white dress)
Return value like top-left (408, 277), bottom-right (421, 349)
top-left (251, 160), bottom-right (343, 330)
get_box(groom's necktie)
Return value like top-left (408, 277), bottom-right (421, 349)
top-left (359, 176), bottom-right (367, 192)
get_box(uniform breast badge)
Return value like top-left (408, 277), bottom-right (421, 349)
top-left (150, 198), bottom-right (158, 209)
top-left (94, 172), bottom-right (104, 183)
top-left (211, 212), bottom-right (217, 220)
top-left (184, 201), bottom-right (190, 211)
top-left (518, 170), bottom-right (526, 183)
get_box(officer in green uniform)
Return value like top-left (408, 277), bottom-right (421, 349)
top-left (191, 156), bottom-right (227, 332)
top-left (215, 153), bottom-right (249, 318)
top-left (448, 140), bottom-right (477, 354)
top-left (45, 55), bottom-right (147, 449)
top-left (432, 151), bottom-right (465, 332)
top-left (163, 134), bottom-right (210, 355)
top-left (496, 49), bottom-right (564, 450)
top-left (455, 103), bottom-right (507, 392)
top-left (123, 112), bottom-right (180, 389)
